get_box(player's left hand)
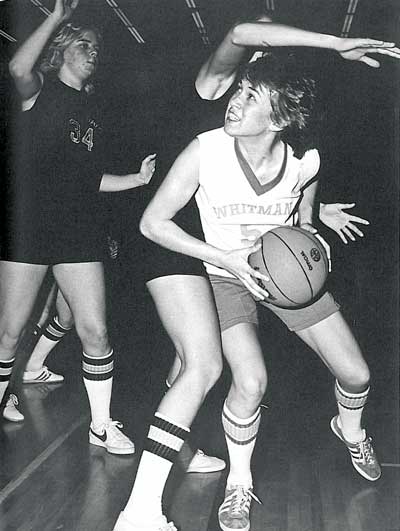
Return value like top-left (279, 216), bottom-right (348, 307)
top-left (300, 223), bottom-right (332, 273)
top-left (139, 153), bottom-right (157, 185)
top-left (320, 202), bottom-right (370, 244)
top-left (336, 38), bottom-right (400, 68)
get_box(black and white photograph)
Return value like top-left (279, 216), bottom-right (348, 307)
top-left (0, 1), bottom-right (399, 530)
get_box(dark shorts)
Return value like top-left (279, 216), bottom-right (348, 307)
top-left (143, 239), bottom-right (206, 282)
top-left (209, 274), bottom-right (340, 332)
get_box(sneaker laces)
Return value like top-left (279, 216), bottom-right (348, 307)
top-left (358, 437), bottom-right (375, 464)
top-left (102, 420), bottom-right (125, 439)
top-left (7, 393), bottom-right (19, 407)
top-left (228, 486), bottom-right (262, 516)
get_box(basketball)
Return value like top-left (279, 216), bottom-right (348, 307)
top-left (248, 226), bottom-right (329, 308)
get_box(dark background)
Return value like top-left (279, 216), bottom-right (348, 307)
top-left (0, 0), bottom-right (398, 397)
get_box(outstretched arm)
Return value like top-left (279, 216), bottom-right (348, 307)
top-left (9, 0), bottom-right (79, 100)
top-left (196, 17), bottom-right (400, 100)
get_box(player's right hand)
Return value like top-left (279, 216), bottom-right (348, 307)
top-left (51, 0), bottom-right (80, 24)
top-left (218, 243), bottom-right (270, 300)
top-left (336, 38), bottom-right (400, 68)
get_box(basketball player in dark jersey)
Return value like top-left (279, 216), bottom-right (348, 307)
top-left (0, 0), bottom-right (156, 453)
top-left (113, 14), bottom-right (399, 531)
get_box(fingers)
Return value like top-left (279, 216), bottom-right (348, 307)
top-left (314, 233), bottom-right (332, 272)
top-left (359, 56), bottom-right (380, 68)
top-left (243, 272), bottom-right (270, 301)
top-left (374, 46), bottom-right (400, 57)
top-left (341, 226), bottom-right (356, 242)
top-left (348, 215), bottom-right (370, 225)
top-left (336, 202), bottom-right (356, 209)
top-left (70, 0), bottom-right (80, 9)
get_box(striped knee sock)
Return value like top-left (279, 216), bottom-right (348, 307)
top-left (27, 315), bottom-right (72, 370)
top-left (222, 401), bottom-right (261, 488)
top-left (82, 350), bottom-right (114, 429)
top-left (123, 412), bottom-right (190, 525)
top-left (335, 379), bottom-right (368, 443)
top-left (0, 358), bottom-right (14, 403)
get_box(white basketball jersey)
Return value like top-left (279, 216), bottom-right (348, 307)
top-left (195, 127), bottom-right (320, 277)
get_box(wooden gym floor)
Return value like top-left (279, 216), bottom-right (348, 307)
top-left (0, 250), bottom-right (398, 531)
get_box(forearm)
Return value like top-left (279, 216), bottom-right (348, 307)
top-left (99, 173), bottom-right (145, 192)
top-left (231, 22), bottom-right (341, 51)
top-left (9, 15), bottom-right (61, 78)
top-left (140, 216), bottom-right (224, 269)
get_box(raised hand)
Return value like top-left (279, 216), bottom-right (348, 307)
top-left (139, 154), bottom-right (157, 185)
top-left (51, 0), bottom-right (80, 25)
top-left (336, 37), bottom-right (400, 68)
top-left (320, 202), bottom-right (370, 244)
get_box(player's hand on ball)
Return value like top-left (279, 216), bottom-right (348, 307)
top-left (219, 244), bottom-right (270, 300)
top-left (300, 223), bottom-right (332, 273)
top-left (319, 203), bottom-right (370, 244)
top-left (139, 153), bottom-right (157, 185)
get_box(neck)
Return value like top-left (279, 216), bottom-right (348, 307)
top-left (237, 132), bottom-right (282, 167)
top-left (58, 68), bottom-right (86, 91)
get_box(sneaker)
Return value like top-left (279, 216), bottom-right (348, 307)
top-left (23, 366), bottom-right (64, 384)
top-left (113, 512), bottom-right (177, 531)
top-left (330, 415), bottom-right (381, 481)
top-left (89, 420), bottom-right (135, 455)
top-left (218, 485), bottom-right (261, 531)
top-left (3, 394), bottom-right (24, 422)
top-left (186, 449), bottom-right (226, 473)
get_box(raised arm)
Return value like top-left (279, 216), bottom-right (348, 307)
top-left (196, 17), bottom-right (400, 100)
top-left (9, 0), bottom-right (79, 100)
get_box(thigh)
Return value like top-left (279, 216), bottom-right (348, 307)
top-left (296, 311), bottom-right (368, 379)
top-left (52, 262), bottom-right (107, 327)
top-left (147, 275), bottom-right (222, 365)
top-left (0, 261), bottom-right (49, 331)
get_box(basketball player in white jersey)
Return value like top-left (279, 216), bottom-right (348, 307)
top-left (113, 15), bottom-right (399, 531)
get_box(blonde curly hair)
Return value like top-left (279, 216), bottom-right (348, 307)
top-left (40, 23), bottom-right (102, 93)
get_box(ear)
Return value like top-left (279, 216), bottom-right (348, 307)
top-left (269, 120), bottom-right (287, 132)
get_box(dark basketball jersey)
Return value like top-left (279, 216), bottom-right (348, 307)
top-left (2, 76), bottom-right (106, 264)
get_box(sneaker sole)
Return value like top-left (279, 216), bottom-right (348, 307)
top-left (3, 411), bottom-right (25, 422)
top-left (89, 436), bottom-right (135, 455)
top-left (218, 517), bottom-right (250, 531)
top-left (330, 417), bottom-right (381, 482)
top-left (187, 463), bottom-right (226, 473)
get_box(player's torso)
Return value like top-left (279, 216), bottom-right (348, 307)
top-left (196, 128), bottom-right (305, 254)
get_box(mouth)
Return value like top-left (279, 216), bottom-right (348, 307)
top-left (226, 108), bottom-right (240, 123)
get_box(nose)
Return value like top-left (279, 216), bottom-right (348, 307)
top-left (90, 49), bottom-right (98, 58)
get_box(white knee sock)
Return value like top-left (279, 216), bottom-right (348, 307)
top-left (222, 401), bottom-right (261, 488)
top-left (0, 358), bottom-right (14, 403)
top-left (335, 380), bottom-right (368, 443)
top-left (82, 350), bottom-right (114, 429)
top-left (123, 412), bottom-right (190, 525)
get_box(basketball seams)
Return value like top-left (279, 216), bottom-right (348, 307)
top-left (269, 231), bottom-right (315, 298)
top-left (286, 226), bottom-right (329, 271)
top-left (260, 238), bottom-right (300, 305)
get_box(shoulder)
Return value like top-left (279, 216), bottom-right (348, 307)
top-left (299, 149), bottom-right (320, 177)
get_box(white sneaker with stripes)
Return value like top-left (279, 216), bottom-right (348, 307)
top-left (89, 420), bottom-right (135, 455)
top-left (23, 366), bottom-right (64, 384)
top-left (218, 485), bottom-right (261, 531)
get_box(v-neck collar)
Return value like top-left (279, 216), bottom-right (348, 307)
top-left (234, 139), bottom-right (288, 196)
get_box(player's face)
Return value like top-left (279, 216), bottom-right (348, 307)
top-left (224, 79), bottom-right (276, 138)
top-left (62, 30), bottom-right (100, 81)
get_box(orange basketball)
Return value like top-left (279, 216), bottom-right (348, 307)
top-left (248, 226), bottom-right (329, 308)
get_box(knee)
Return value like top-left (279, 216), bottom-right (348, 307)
top-left (339, 363), bottom-right (370, 393)
top-left (233, 371), bottom-right (267, 406)
top-left (75, 321), bottom-right (109, 352)
top-left (0, 326), bottom-right (23, 354)
top-left (184, 356), bottom-right (223, 394)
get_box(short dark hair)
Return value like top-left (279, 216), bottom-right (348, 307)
top-left (240, 52), bottom-right (317, 157)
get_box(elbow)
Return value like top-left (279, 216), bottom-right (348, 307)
top-left (139, 213), bottom-right (158, 242)
top-left (9, 59), bottom-right (26, 80)
top-left (231, 17), bottom-right (272, 46)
